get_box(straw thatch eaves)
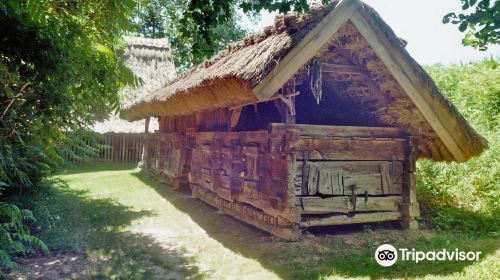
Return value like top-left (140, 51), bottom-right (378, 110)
top-left (125, 0), bottom-right (487, 162)
top-left (94, 36), bottom-right (176, 133)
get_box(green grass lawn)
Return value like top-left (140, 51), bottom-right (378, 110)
top-left (11, 165), bottom-right (500, 279)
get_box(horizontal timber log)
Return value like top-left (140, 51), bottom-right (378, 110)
top-left (294, 138), bottom-right (405, 161)
top-left (148, 169), bottom-right (186, 189)
top-left (301, 196), bottom-right (402, 214)
top-left (269, 123), bottom-right (406, 138)
top-left (354, 196), bottom-right (402, 212)
top-left (320, 62), bottom-right (366, 76)
top-left (302, 196), bottom-right (350, 214)
top-left (296, 161), bottom-right (403, 177)
top-left (191, 184), bottom-right (301, 240)
top-left (300, 212), bottom-right (401, 227)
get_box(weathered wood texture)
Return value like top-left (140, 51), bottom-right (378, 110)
top-left (143, 123), bottom-right (413, 237)
top-left (400, 136), bottom-right (420, 229)
top-left (144, 133), bottom-right (189, 188)
top-left (192, 184), bottom-right (301, 240)
top-left (189, 131), bottom-right (300, 223)
top-left (252, 0), bottom-right (362, 100)
top-left (350, 8), bottom-right (469, 162)
top-left (272, 124), bottom-right (406, 162)
top-left (158, 108), bottom-right (231, 133)
top-left (295, 160), bottom-right (403, 196)
top-left (300, 212), bottom-right (401, 227)
top-left (293, 138), bottom-right (405, 161)
top-left (270, 123), bottom-right (406, 138)
top-left (301, 196), bottom-right (402, 214)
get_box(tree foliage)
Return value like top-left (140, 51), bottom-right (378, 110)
top-left (134, 0), bottom-right (249, 72)
top-left (182, 0), bottom-right (324, 63)
top-left (443, 0), bottom-right (499, 50)
top-left (0, 202), bottom-right (48, 272)
top-left (0, 0), bottom-right (137, 269)
top-left (134, 0), bottom-right (328, 71)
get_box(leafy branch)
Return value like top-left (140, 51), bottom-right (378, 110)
top-left (443, 0), bottom-right (499, 50)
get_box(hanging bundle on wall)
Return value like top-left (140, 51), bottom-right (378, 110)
top-left (310, 57), bottom-right (323, 104)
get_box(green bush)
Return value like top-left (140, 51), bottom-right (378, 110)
top-left (0, 202), bottom-right (49, 271)
top-left (418, 59), bottom-right (500, 237)
top-left (0, 0), bottom-right (136, 270)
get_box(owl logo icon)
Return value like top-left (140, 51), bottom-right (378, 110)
top-left (375, 244), bottom-right (398, 266)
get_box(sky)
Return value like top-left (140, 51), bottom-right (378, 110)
top-left (239, 0), bottom-right (500, 65)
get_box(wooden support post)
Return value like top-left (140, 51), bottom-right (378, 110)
top-left (273, 94), bottom-right (296, 124)
top-left (286, 153), bottom-right (301, 223)
top-left (140, 117), bottom-right (152, 168)
top-left (400, 136), bottom-right (419, 230)
top-left (141, 133), bottom-right (150, 170)
top-left (145, 116), bottom-right (151, 133)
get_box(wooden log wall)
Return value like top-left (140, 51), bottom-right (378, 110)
top-left (142, 123), bottom-right (419, 239)
top-left (270, 123), bottom-right (410, 229)
top-left (188, 130), bottom-right (302, 239)
top-left (143, 132), bottom-right (188, 188)
top-left (158, 108), bottom-right (231, 133)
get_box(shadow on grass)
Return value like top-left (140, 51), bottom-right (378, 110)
top-left (57, 163), bottom-right (138, 175)
top-left (12, 178), bottom-right (202, 279)
top-left (133, 170), bottom-right (499, 280)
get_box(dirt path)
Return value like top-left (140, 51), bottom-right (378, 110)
top-left (72, 168), bottom-right (283, 279)
top-left (127, 190), bottom-right (282, 280)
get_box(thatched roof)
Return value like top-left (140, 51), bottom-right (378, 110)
top-left (94, 36), bottom-right (175, 133)
top-left (124, 0), bottom-right (487, 162)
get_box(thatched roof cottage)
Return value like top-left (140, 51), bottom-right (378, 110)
top-left (124, 0), bottom-right (487, 239)
top-left (93, 36), bottom-right (176, 133)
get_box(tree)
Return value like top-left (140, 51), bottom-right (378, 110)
top-left (135, 0), bottom-right (249, 72)
top-left (0, 0), bottom-right (137, 269)
top-left (134, 0), bottom-right (321, 71)
top-left (443, 0), bottom-right (499, 50)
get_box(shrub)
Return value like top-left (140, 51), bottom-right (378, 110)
top-left (418, 59), bottom-right (500, 237)
top-left (0, 0), bottom-right (136, 270)
top-left (0, 202), bottom-right (49, 271)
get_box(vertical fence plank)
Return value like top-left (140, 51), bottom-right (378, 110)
top-left (72, 132), bottom-right (145, 165)
top-left (122, 134), bottom-right (126, 163)
top-left (106, 133), bottom-right (111, 162)
top-left (131, 134), bottom-right (134, 163)
top-left (111, 134), bottom-right (114, 162)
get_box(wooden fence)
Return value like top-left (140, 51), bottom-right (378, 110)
top-left (95, 132), bottom-right (145, 164)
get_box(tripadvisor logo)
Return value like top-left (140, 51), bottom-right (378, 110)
top-left (374, 244), bottom-right (482, 267)
top-left (375, 244), bottom-right (398, 267)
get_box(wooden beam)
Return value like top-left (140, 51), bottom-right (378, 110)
top-left (320, 62), bottom-right (366, 76)
top-left (350, 9), bottom-right (467, 162)
top-left (354, 196), bottom-right (402, 212)
top-left (269, 123), bottom-right (406, 138)
top-left (300, 212), bottom-right (401, 227)
top-left (302, 196), bottom-right (350, 214)
top-left (301, 196), bottom-right (402, 214)
top-left (295, 138), bottom-right (406, 161)
top-left (145, 116), bottom-right (150, 133)
top-left (400, 136), bottom-right (419, 230)
top-left (253, 0), bottom-right (362, 100)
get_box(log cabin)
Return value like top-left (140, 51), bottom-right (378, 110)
top-left (124, 0), bottom-right (487, 240)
